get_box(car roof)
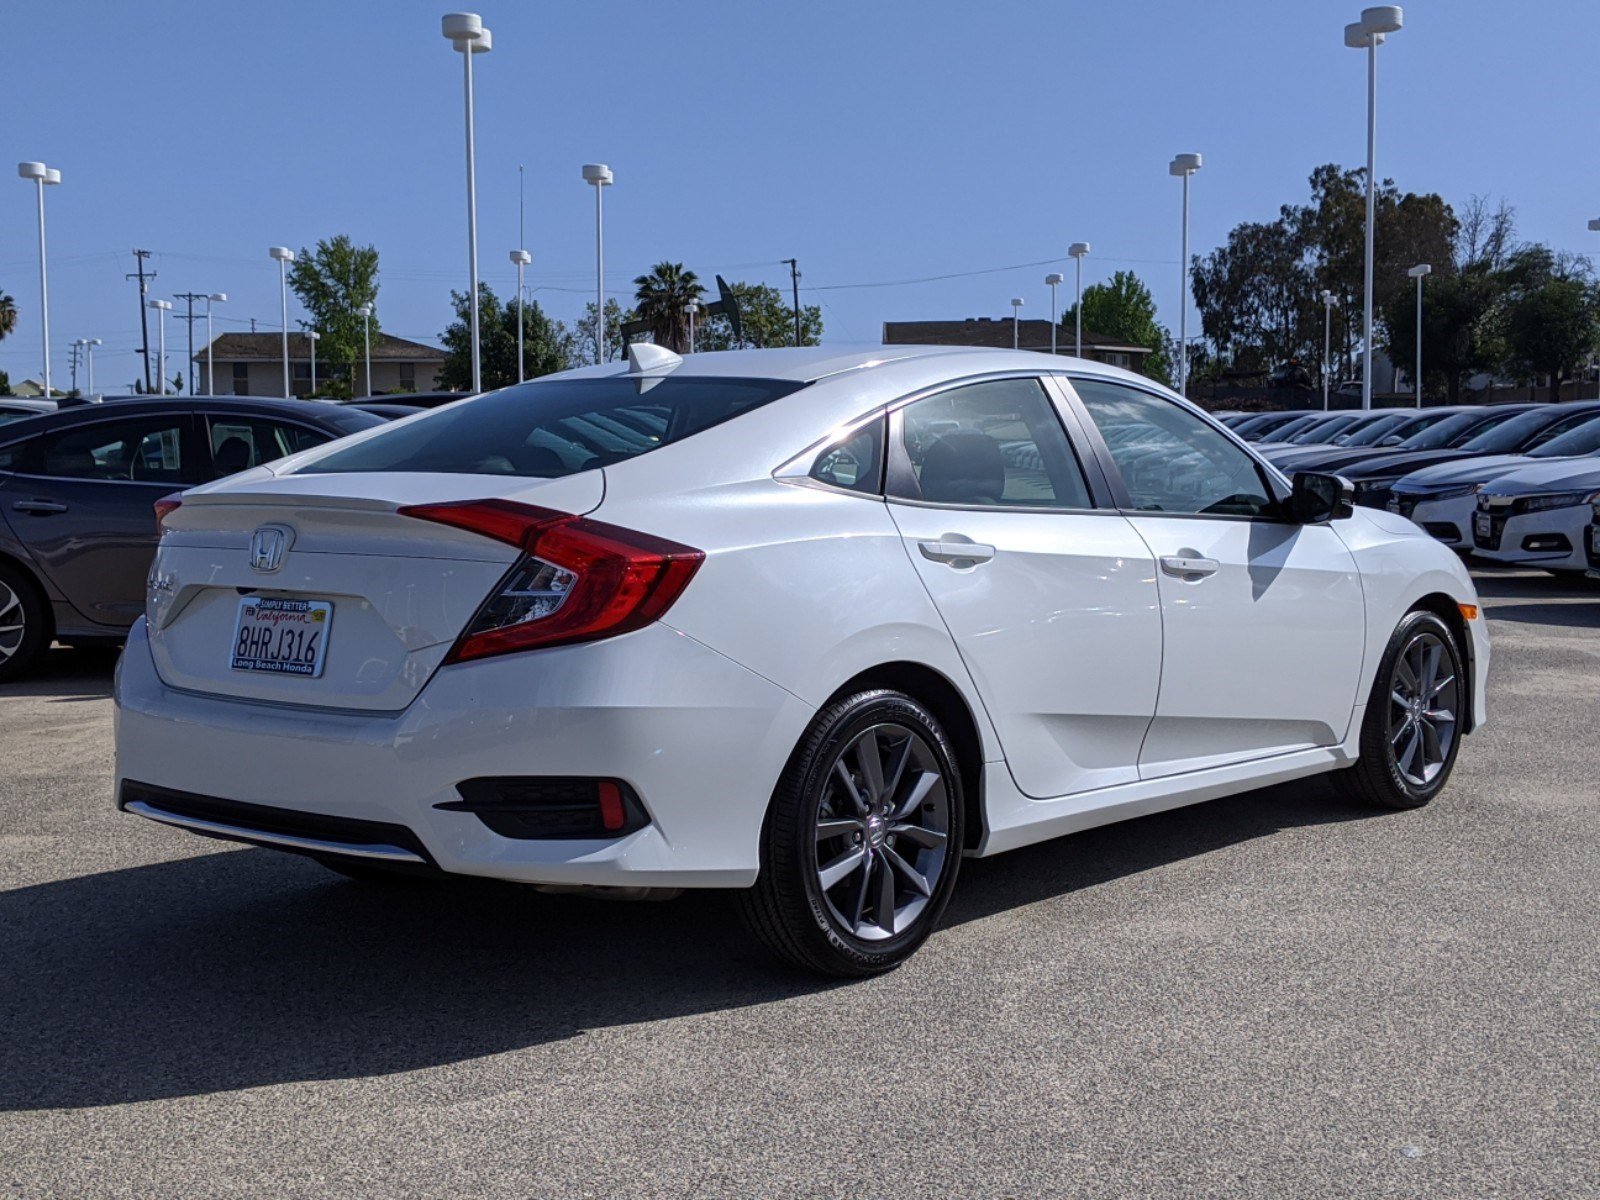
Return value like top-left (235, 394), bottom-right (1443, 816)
top-left (0, 395), bottom-right (369, 442)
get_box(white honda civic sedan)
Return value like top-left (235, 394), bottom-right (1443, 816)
top-left (115, 346), bottom-right (1488, 976)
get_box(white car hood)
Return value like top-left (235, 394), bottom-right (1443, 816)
top-left (1479, 457), bottom-right (1600, 498)
top-left (1394, 454), bottom-right (1534, 490)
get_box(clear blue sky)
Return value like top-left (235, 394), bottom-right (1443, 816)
top-left (5, 0), bottom-right (1598, 389)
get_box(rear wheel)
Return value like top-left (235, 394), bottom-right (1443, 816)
top-left (738, 690), bottom-right (964, 977)
top-left (0, 562), bottom-right (49, 684)
top-left (1334, 610), bottom-right (1465, 810)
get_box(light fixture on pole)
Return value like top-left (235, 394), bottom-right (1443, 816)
top-left (1067, 242), bottom-right (1091, 358)
top-left (268, 246), bottom-right (295, 399)
top-left (683, 301), bottom-right (699, 354)
top-left (1407, 263), bottom-right (1430, 408)
top-left (358, 303), bottom-right (374, 396)
top-left (149, 299), bottom-right (172, 395)
top-left (443, 13), bottom-right (492, 393)
top-left (1168, 155), bottom-right (1202, 397)
top-left (1044, 274), bottom-right (1064, 355)
top-left (1009, 297), bottom-right (1025, 349)
top-left (305, 329), bottom-right (320, 396)
top-left (17, 162), bottom-right (61, 399)
top-left (1320, 289), bottom-right (1334, 410)
top-left (85, 337), bottom-right (101, 395)
top-left (1346, 5), bottom-right (1403, 410)
top-left (582, 163), bottom-right (614, 364)
top-left (509, 249), bottom-right (531, 383)
top-left (205, 293), bottom-right (226, 394)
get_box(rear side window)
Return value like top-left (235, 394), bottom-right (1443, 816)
top-left (295, 376), bottom-right (804, 477)
top-left (810, 416), bottom-right (885, 494)
top-left (31, 418), bottom-right (186, 484)
top-left (207, 417), bottom-right (331, 478)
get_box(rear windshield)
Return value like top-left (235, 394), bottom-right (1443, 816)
top-left (294, 376), bottom-right (805, 477)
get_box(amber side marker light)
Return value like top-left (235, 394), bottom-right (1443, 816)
top-left (1458, 603), bottom-right (1480, 621)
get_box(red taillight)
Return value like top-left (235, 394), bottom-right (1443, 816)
top-left (398, 499), bottom-right (704, 663)
top-left (154, 493), bottom-right (183, 528)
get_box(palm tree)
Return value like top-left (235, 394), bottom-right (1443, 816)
top-left (0, 291), bottom-right (16, 343)
top-left (632, 262), bottom-right (703, 352)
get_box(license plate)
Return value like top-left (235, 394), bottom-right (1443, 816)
top-left (230, 596), bottom-right (333, 677)
top-left (1474, 512), bottom-right (1492, 538)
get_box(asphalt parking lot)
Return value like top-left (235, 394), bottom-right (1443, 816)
top-left (1, 568), bottom-right (1596, 1198)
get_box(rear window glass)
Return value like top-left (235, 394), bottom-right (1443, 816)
top-left (295, 376), bottom-right (804, 477)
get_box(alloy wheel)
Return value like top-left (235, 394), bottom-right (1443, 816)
top-left (0, 580), bottom-right (24, 665)
top-left (1387, 630), bottom-right (1460, 788)
top-left (812, 722), bottom-right (951, 942)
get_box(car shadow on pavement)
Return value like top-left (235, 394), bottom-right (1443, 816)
top-left (0, 776), bottom-right (1367, 1112)
top-left (2, 645), bottom-right (119, 701)
top-left (1470, 567), bottom-right (1597, 603)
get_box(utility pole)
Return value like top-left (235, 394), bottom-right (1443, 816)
top-left (173, 292), bottom-right (208, 395)
top-left (126, 249), bottom-right (155, 391)
top-left (782, 258), bottom-right (802, 346)
top-left (68, 341), bottom-right (82, 394)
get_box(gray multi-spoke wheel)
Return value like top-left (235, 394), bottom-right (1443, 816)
top-left (739, 689), bottom-right (965, 977)
top-left (0, 562), bottom-right (49, 684)
top-left (1335, 610), bottom-right (1466, 810)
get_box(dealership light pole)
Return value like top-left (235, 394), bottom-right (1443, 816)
top-left (1045, 273), bottom-right (1064, 355)
top-left (305, 329), bottom-right (320, 396)
top-left (509, 249), bottom-right (531, 383)
top-left (1408, 263), bottom-right (1430, 408)
top-left (205, 293), bottom-right (226, 394)
top-left (1010, 297), bottom-right (1024, 349)
top-left (1320, 289), bottom-right (1334, 410)
top-left (17, 162), bottom-right (61, 398)
top-left (1346, 6), bottom-right (1404, 410)
top-left (358, 303), bottom-right (374, 395)
top-left (149, 299), bottom-right (172, 394)
top-left (1068, 241), bottom-right (1090, 358)
top-left (443, 13), bottom-right (492, 393)
top-left (684, 301), bottom-right (698, 353)
top-left (85, 337), bottom-right (101, 394)
top-left (269, 246), bottom-right (295, 398)
top-left (582, 163), bottom-right (614, 364)
top-left (1169, 155), bottom-right (1201, 397)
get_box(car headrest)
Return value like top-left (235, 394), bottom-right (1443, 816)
top-left (918, 430), bottom-right (1005, 505)
top-left (212, 437), bottom-right (253, 475)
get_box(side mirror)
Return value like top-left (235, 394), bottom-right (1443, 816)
top-left (1290, 472), bottom-right (1355, 523)
top-left (1379, 435), bottom-right (1404, 446)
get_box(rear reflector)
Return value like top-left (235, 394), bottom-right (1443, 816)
top-left (439, 777), bottom-right (647, 839)
top-left (399, 499), bottom-right (703, 662)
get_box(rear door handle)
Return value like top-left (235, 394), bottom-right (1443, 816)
top-left (11, 499), bottom-right (68, 515)
top-left (918, 539), bottom-right (996, 567)
top-left (1160, 554), bottom-right (1219, 579)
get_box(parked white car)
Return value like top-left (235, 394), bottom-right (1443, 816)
top-left (1471, 457), bottom-right (1600, 574)
top-left (114, 346), bottom-right (1488, 976)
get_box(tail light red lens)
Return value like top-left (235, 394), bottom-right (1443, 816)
top-left (154, 493), bottom-right (183, 528)
top-left (397, 499), bottom-right (704, 663)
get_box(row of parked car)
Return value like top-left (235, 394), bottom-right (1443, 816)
top-left (1218, 403), bottom-right (1600, 577)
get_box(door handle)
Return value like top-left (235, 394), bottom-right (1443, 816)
top-left (918, 539), bottom-right (996, 567)
top-left (1160, 554), bottom-right (1219, 579)
top-left (11, 499), bottom-right (68, 515)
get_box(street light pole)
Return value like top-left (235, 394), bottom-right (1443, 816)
top-left (443, 14), bottom-right (492, 393)
top-left (582, 164), bottom-right (614, 364)
top-left (1169, 156), bottom-right (1202, 397)
top-left (17, 162), bottom-right (61, 398)
top-left (86, 338), bottom-right (101, 394)
top-left (1068, 242), bottom-right (1090, 358)
top-left (149, 299), bottom-right (172, 395)
top-left (1320, 289), bottom-right (1333, 410)
top-left (684, 301), bottom-right (698, 354)
top-left (1347, 6), bottom-right (1404, 411)
top-left (1408, 263), bottom-right (1430, 408)
top-left (510, 249), bottom-right (531, 383)
top-left (306, 329), bottom-right (320, 395)
top-left (358, 303), bottom-right (374, 395)
top-left (205, 293), bottom-right (226, 394)
top-left (268, 247), bottom-right (295, 398)
top-left (1010, 297), bottom-right (1024, 349)
top-left (1045, 274), bottom-right (1064, 355)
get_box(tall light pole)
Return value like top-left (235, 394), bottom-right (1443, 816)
top-left (149, 299), bottom-right (172, 395)
top-left (17, 162), bottom-right (61, 398)
top-left (205, 293), bottom-right (226, 394)
top-left (1321, 288), bottom-right (1334, 410)
top-left (269, 246), bottom-right (295, 398)
top-left (358, 303), bottom-right (374, 395)
top-left (1589, 220), bottom-right (1600, 397)
top-left (85, 337), bottom-right (101, 395)
top-left (684, 301), bottom-right (698, 353)
top-left (1068, 241), bottom-right (1091, 358)
top-left (305, 329), bottom-right (320, 396)
top-left (1346, 6), bottom-right (1404, 410)
top-left (510, 249), bottom-right (531, 383)
top-left (1009, 298), bottom-right (1025, 349)
top-left (1045, 273), bottom-right (1064, 355)
top-left (1408, 263), bottom-right (1430, 408)
top-left (443, 13), bottom-right (492, 393)
top-left (582, 163), bottom-right (614, 364)
top-left (1169, 155), bottom-right (1202, 397)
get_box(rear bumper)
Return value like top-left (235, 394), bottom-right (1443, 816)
top-left (114, 618), bottom-right (813, 887)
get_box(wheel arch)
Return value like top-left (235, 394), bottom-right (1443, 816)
top-left (0, 547), bottom-right (54, 641)
top-left (1410, 591), bottom-right (1476, 733)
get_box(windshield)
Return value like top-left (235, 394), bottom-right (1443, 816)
top-left (1261, 415), bottom-right (1320, 441)
top-left (295, 376), bottom-right (805, 478)
top-left (1286, 414), bottom-right (1360, 443)
top-left (1458, 408), bottom-right (1574, 453)
top-left (1391, 410), bottom-right (1498, 450)
top-left (1529, 413), bottom-right (1600, 458)
top-left (1234, 412), bottom-right (1301, 437)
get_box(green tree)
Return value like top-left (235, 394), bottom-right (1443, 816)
top-left (0, 291), bottom-right (16, 342)
top-left (572, 299), bottom-right (632, 366)
top-left (0, 369), bottom-right (12, 396)
top-left (1499, 248), bottom-right (1599, 400)
top-left (439, 284), bottom-right (573, 390)
top-left (287, 235), bottom-right (380, 384)
top-left (632, 262), bottom-right (704, 351)
top-left (695, 281), bottom-right (822, 351)
top-left (1064, 270), bottom-right (1173, 386)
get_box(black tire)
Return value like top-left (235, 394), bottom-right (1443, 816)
top-left (1333, 610), bottom-right (1466, 810)
top-left (738, 689), bottom-right (965, 978)
top-left (0, 560), bottom-right (50, 685)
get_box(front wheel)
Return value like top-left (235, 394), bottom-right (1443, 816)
top-left (1334, 610), bottom-right (1466, 810)
top-left (0, 562), bottom-right (50, 685)
top-left (738, 690), bottom-right (965, 977)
